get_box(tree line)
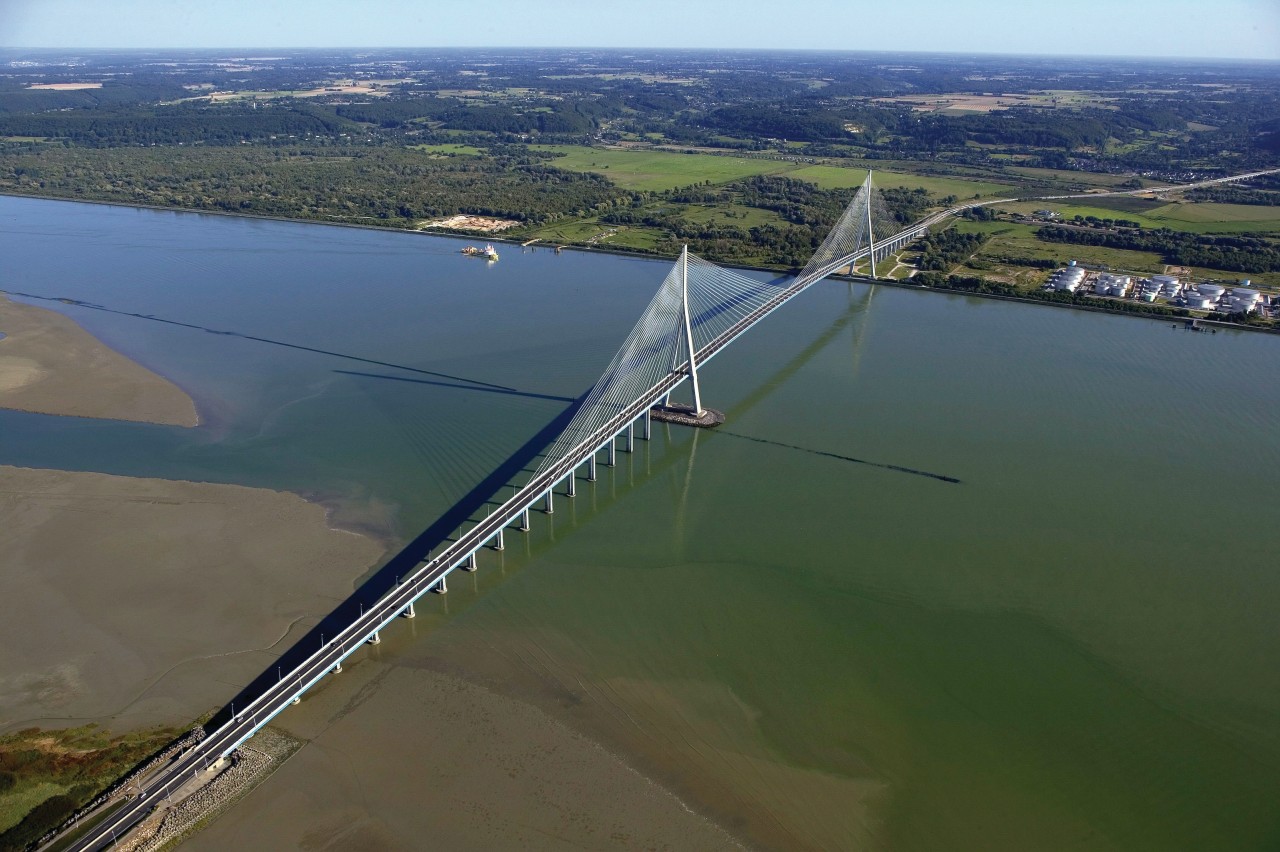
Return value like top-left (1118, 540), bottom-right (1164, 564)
top-left (1036, 225), bottom-right (1280, 274)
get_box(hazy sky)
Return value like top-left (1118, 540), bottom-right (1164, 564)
top-left (3, 0), bottom-right (1278, 60)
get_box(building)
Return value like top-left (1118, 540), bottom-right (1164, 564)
top-left (1150, 274), bottom-right (1183, 298)
top-left (1093, 273), bottom-right (1131, 297)
top-left (1136, 279), bottom-right (1162, 302)
top-left (1196, 283), bottom-right (1226, 302)
top-left (1225, 287), bottom-right (1262, 314)
top-left (1049, 266), bottom-right (1085, 292)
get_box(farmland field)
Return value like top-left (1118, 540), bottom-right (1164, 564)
top-left (787, 164), bottom-right (1015, 198)
top-left (534, 146), bottom-right (795, 191)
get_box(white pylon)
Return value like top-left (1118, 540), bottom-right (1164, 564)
top-left (680, 245), bottom-right (704, 416)
top-left (866, 171), bottom-right (877, 280)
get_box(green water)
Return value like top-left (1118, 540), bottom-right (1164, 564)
top-left (3, 197), bottom-right (1278, 849)
top-left (411, 286), bottom-right (1280, 849)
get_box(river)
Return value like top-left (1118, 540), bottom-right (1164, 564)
top-left (3, 196), bottom-right (1278, 850)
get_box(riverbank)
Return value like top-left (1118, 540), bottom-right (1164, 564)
top-left (0, 293), bottom-right (198, 426)
top-left (4, 188), bottom-right (1272, 338)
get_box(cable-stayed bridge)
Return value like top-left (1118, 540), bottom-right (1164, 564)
top-left (64, 171), bottom-right (908, 850)
top-left (63, 165), bottom-right (1279, 850)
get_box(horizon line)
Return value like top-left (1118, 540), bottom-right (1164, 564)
top-left (2, 45), bottom-right (1279, 63)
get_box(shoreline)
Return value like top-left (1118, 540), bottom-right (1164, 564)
top-left (0, 292), bottom-right (201, 426)
top-left (4, 189), bottom-right (1275, 337)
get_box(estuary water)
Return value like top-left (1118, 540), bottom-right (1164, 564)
top-left (3, 196), bottom-right (1279, 850)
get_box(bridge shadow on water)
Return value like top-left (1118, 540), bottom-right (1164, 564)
top-left (214, 392), bottom-right (587, 730)
top-left (333, 370), bottom-right (577, 404)
top-left (3, 290), bottom-right (516, 393)
top-left (212, 281), bottom-right (959, 731)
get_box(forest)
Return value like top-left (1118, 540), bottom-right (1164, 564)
top-left (0, 46), bottom-right (1277, 305)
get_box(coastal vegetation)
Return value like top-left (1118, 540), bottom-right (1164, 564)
top-left (0, 47), bottom-right (1276, 320)
top-left (0, 725), bottom-right (177, 851)
top-left (1036, 224), bottom-right (1280, 273)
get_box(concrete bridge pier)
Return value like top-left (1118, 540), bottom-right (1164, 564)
top-left (587, 453), bottom-right (597, 481)
top-left (464, 552), bottom-right (478, 571)
top-left (434, 574), bottom-right (448, 594)
top-left (643, 409), bottom-right (652, 441)
top-left (494, 528), bottom-right (505, 550)
top-left (368, 631), bottom-right (381, 644)
top-left (544, 490), bottom-right (554, 514)
top-left (292, 695), bottom-right (300, 705)
top-left (607, 438), bottom-right (617, 467)
top-left (518, 508), bottom-right (530, 531)
top-left (626, 422), bottom-right (635, 453)
top-left (333, 661), bottom-right (342, 673)
top-left (566, 469), bottom-right (577, 497)
top-left (403, 601), bottom-right (416, 618)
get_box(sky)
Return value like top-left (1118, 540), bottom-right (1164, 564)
top-left (2, 0), bottom-right (1278, 61)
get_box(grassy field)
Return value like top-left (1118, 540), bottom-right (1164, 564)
top-left (993, 200), bottom-right (1172, 227)
top-left (536, 145), bottom-right (1014, 199)
top-left (679, 202), bottom-right (788, 229)
top-left (0, 782), bottom-right (67, 834)
top-left (409, 143), bottom-right (484, 156)
top-left (953, 219), bottom-right (1280, 288)
top-left (1002, 166), bottom-right (1151, 189)
top-left (1144, 201), bottom-right (1280, 233)
top-left (989, 199), bottom-right (1280, 234)
top-left (534, 145), bottom-right (795, 191)
top-left (600, 226), bottom-right (668, 251)
top-left (957, 220), bottom-right (1169, 274)
top-left (530, 219), bottom-right (613, 243)
top-left (786, 164), bottom-right (1015, 198)
top-left (0, 724), bottom-right (179, 846)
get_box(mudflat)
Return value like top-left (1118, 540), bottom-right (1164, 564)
top-left (0, 465), bottom-right (385, 733)
top-left (0, 294), bottom-right (197, 426)
top-left (184, 660), bottom-right (744, 851)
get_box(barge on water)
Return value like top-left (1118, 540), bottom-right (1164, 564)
top-left (462, 244), bottom-right (499, 261)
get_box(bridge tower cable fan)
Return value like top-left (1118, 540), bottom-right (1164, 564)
top-left (795, 172), bottom-right (894, 284)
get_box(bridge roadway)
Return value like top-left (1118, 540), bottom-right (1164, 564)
top-left (63, 227), bottom-right (920, 852)
top-left (62, 165), bottom-right (1280, 851)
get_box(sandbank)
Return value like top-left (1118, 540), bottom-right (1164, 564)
top-left (184, 661), bottom-right (744, 851)
top-left (0, 293), bottom-right (197, 426)
top-left (0, 465), bottom-right (384, 733)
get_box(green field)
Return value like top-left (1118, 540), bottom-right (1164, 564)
top-left (678, 202), bottom-right (788, 229)
top-left (534, 145), bottom-right (795, 191)
top-left (409, 143), bottom-right (484, 156)
top-left (787, 164), bottom-right (1015, 198)
top-left (535, 145), bottom-right (1022, 201)
top-left (957, 221), bottom-right (1169, 274)
top-left (1144, 201), bottom-right (1280, 232)
top-left (1003, 166), bottom-right (1150, 189)
top-left (0, 782), bottom-right (67, 834)
top-left (989, 199), bottom-right (1280, 234)
top-left (953, 219), bottom-right (1280, 288)
top-left (993, 200), bottom-right (1172, 228)
top-left (532, 219), bottom-right (613, 243)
